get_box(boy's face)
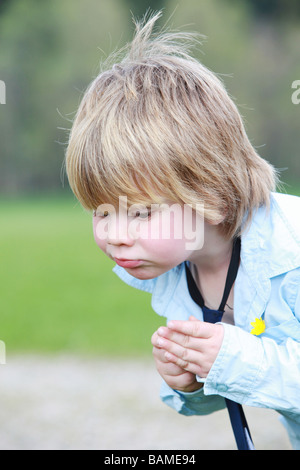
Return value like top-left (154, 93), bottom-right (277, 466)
top-left (93, 198), bottom-right (205, 280)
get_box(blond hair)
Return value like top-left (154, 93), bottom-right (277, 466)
top-left (65, 11), bottom-right (277, 239)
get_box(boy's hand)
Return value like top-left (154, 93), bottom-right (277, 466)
top-left (151, 330), bottom-right (203, 393)
top-left (152, 316), bottom-right (224, 383)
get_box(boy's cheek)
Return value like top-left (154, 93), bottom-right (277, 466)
top-left (92, 217), bottom-right (98, 242)
top-left (93, 217), bottom-right (106, 251)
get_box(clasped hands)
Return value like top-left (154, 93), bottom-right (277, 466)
top-left (151, 316), bottom-right (224, 393)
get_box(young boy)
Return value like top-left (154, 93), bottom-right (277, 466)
top-left (65, 12), bottom-right (300, 449)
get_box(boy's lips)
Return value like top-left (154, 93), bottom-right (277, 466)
top-left (114, 258), bottom-right (144, 268)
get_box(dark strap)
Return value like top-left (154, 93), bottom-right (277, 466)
top-left (219, 237), bottom-right (241, 311)
top-left (225, 399), bottom-right (254, 450)
top-left (185, 237), bottom-right (241, 313)
top-left (185, 237), bottom-right (255, 450)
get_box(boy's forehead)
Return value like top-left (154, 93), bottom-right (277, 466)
top-left (102, 170), bottom-right (177, 207)
top-left (95, 194), bottom-right (175, 210)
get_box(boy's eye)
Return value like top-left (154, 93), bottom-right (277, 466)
top-left (94, 209), bottom-right (110, 217)
top-left (136, 210), bottom-right (151, 219)
top-left (93, 205), bottom-right (152, 219)
top-left (129, 208), bottom-right (151, 219)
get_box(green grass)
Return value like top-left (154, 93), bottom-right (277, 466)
top-left (0, 196), bottom-right (163, 356)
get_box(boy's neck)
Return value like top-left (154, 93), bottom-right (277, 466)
top-left (188, 224), bottom-right (234, 275)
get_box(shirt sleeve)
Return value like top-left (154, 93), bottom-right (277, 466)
top-left (161, 279), bottom-right (300, 420)
top-left (160, 380), bottom-right (226, 416)
top-left (203, 322), bottom-right (300, 413)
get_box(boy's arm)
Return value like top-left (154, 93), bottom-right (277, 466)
top-left (158, 319), bottom-right (300, 418)
top-left (204, 273), bottom-right (300, 414)
top-left (152, 328), bottom-right (227, 416)
top-left (155, 284), bottom-right (300, 416)
top-left (160, 379), bottom-right (227, 416)
top-left (160, 316), bottom-right (300, 413)
top-left (203, 322), bottom-right (300, 413)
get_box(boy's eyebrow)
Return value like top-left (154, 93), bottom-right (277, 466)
top-left (93, 198), bottom-right (178, 211)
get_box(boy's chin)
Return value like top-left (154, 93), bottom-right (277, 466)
top-left (125, 270), bottom-right (157, 280)
top-left (124, 266), bottom-right (165, 280)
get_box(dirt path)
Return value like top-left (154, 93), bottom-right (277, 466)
top-left (0, 355), bottom-right (292, 450)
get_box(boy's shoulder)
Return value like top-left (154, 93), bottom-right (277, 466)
top-left (243, 192), bottom-right (300, 278)
top-left (271, 192), bottom-right (300, 232)
top-left (270, 192), bottom-right (300, 249)
top-left (248, 191), bottom-right (300, 240)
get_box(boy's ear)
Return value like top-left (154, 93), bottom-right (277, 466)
top-left (207, 210), bottom-right (227, 226)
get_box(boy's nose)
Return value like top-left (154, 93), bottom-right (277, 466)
top-left (106, 215), bottom-right (135, 246)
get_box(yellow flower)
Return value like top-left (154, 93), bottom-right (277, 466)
top-left (250, 317), bottom-right (266, 336)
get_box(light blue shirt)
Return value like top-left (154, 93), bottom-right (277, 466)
top-left (113, 192), bottom-right (300, 449)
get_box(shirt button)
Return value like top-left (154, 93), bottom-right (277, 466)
top-left (217, 384), bottom-right (228, 393)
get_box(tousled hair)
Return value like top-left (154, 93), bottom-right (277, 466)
top-left (65, 11), bottom-right (278, 239)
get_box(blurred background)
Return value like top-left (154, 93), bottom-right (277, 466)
top-left (0, 0), bottom-right (299, 450)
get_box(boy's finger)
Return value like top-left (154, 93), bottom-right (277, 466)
top-left (152, 345), bottom-right (171, 363)
top-left (152, 345), bottom-right (189, 375)
top-left (167, 319), bottom-right (216, 338)
top-left (157, 326), bottom-right (201, 351)
top-left (151, 330), bottom-right (164, 347)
